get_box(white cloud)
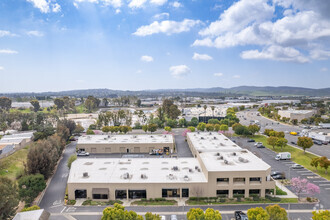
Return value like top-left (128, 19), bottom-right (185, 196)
top-left (240, 45), bottom-right (309, 63)
top-left (0, 49), bottom-right (18, 54)
top-left (150, 0), bottom-right (167, 6)
top-left (140, 55), bottom-right (154, 62)
top-left (193, 0), bottom-right (330, 62)
top-left (233, 75), bottom-right (240, 78)
top-left (136, 70), bottom-right (142, 73)
top-left (74, 0), bottom-right (122, 8)
top-left (192, 52), bottom-right (213, 61)
top-left (169, 65), bottom-right (191, 78)
top-left (214, 73), bottom-right (223, 77)
top-left (128, 0), bottom-right (147, 8)
top-left (0, 66), bottom-right (4, 71)
top-left (171, 1), bottom-right (182, 8)
top-left (153, 12), bottom-right (169, 20)
top-left (27, 31), bottom-right (44, 37)
top-left (115, 8), bottom-right (121, 14)
top-left (320, 67), bottom-right (328, 72)
top-left (310, 49), bottom-right (330, 60)
top-left (133, 19), bottom-right (201, 36)
top-left (27, 0), bottom-right (61, 13)
top-left (0, 30), bottom-right (17, 37)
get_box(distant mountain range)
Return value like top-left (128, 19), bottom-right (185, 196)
top-left (1, 86), bottom-right (330, 98)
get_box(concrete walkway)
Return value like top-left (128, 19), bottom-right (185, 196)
top-left (75, 199), bottom-right (86, 206)
top-left (275, 180), bottom-right (298, 198)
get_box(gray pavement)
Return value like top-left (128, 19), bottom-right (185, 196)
top-left (237, 110), bottom-right (330, 158)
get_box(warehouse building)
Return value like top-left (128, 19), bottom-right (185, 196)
top-left (68, 132), bottom-right (275, 200)
top-left (77, 134), bottom-right (175, 154)
top-left (278, 109), bottom-right (315, 122)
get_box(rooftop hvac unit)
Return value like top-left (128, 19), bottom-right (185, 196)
top-left (108, 135), bottom-right (110, 138)
top-left (197, 132), bottom-right (200, 134)
top-left (83, 172), bottom-right (88, 177)
top-left (216, 152), bottom-right (220, 156)
top-left (238, 157), bottom-right (249, 163)
top-left (201, 137), bottom-right (204, 140)
top-left (133, 135), bottom-right (137, 138)
top-left (123, 173), bottom-right (130, 179)
top-left (168, 174), bottom-right (174, 180)
top-left (189, 168), bottom-right (193, 173)
top-left (224, 160), bottom-right (229, 165)
top-left (209, 132), bottom-right (212, 135)
top-left (141, 174), bottom-right (147, 179)
top-left (232, 152), bottom-right (236, 156)
top-left (197, 168), bottom-right (201, 172)
top-left (214, 137), bottom-right (217, 139)
top-left (184, 175), bottom-right (189, 181)
top-left (195, 166), bottom-right (199, 170)
top-left (150, 135), bottom-right (153, 138)
top-left (172, 166), bottom-right (179, 171)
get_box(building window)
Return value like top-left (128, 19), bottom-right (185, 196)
top-left (250, 177), bottom-right (261, 182)
top-left (93, 194), bottom-right (108, 199)
top-left (216, 178), bottom-right (229, 183)
top-left (162, 189), bottom-right (180, 198)
top-left (128, 190), bottom-right (146, 199)
top-left (233, 178), bottom-right (245, 183)
top-left (75, 190), bottom-right (87, 199)
top-left (115, 190), bottom-right (127, 199)
top-left (249, 189), bottom-right (260, 196)
top-left (216, 190), bottom-right (229, 197)
top-left (182, 189), bottom-right (189, 198)
top-left (233, 189), bottom-right (245, 195)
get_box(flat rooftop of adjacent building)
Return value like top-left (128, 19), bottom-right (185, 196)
top-left (187, 132), bottom-right (271, 172)
top-left (0, 132), bottom-right (33, 144)
top-left (278, 110), bottom-right (314, 114)
top-left (68, 158), bottom-right (207, 184)
top-left (77, 134), bottom-right (174, 145)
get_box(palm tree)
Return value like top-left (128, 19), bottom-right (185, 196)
top-left (203, 105), bottom-right (207, 123)
top-left (211, 106), bottom-right (215, 119)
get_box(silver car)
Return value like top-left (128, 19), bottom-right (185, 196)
top-left (292, 164), bottom-right (304, 169)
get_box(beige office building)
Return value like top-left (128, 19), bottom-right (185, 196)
top-left (77, 134), bottom-right (175, 154)
top-left (278, 110), bottom-right (315, 122)
top-left (67, 132), bottom-right (275, 201)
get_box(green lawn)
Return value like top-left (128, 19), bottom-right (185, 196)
top-left (276, 186), bottom-right (287, 195)
top-left (131, 199), bottom-right (177, 206)
top-left (252, 135), bottom-right (330, 180)
top-left (0, 146), bottom-right (29, 181)
top-left (9, 108), bottom-right (32, 113)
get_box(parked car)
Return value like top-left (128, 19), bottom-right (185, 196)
top-left (291, 141), bottom-right (296, 145)
top-left (292, 164), bottom-right (304, 169)
top-left (273, 174), bottom-right (286, 180)
top-left (257, 144), bottom-right (265, 148)
top-left (254, 142), bottom-right (263, 147)
top-left (271, 171), bottom-right (283, 177)
top-left (314, 140), bottom-right (323, 145)
top-left (247, 139), bottom-right (255, 142)
top-left (235, 211), bottom-right (248, 220)
top-left (77, 151), bottom-right (90, 156)
top-left (160, 216), bottom-right (166, 220)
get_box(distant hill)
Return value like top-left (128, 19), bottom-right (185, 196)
top-left (1, 86), bottom-right (329, 98)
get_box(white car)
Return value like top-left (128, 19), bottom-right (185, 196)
top-left (254, 142), bottom-right (263, 147)
top-left (77, 151), bottom-right (90, 156)
top-left (292, 164), bottom-right (304, 169)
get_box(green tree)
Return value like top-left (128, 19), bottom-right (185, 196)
top-left (21, 205), bottom-right (40, 212)
top-left (30, 99), bottom-right (40, 112)
top-left (310, 157), bottom-right (319, 171)
top-left (291, 119), bottom-right (298, 125)
top-left (0, 177), bottom-right (19, 220)
top-left (54, 98), bottom-right (65, 109)
top-left (145, 212), bottom-right (161, 220)
top-left (190, 117), bottom-right (199, 127)
top-left (0, 96), bottom-right (12, 110)
top-left (67, 155), bottom-right (77, 169)
top-left (74, 124), bottom-right (85, 134)
top-left (312, 210), bottom-right (330, 220)
top-left (18, 174), bottom-right (46, 205)
top-left (119, 125), bottom-right (131, 134)
top-left (297, 137), bottom-right (314, 153)
top-left (208, 119), bottom-right (220, 124)
top-left (276, 138), bottom-right (288, 150)
top-left (267, 136), bottom-right (278, 149)
top-left (206, 124), bottom-right (214, 131)
top-left (248, 124), bottom-right (260, 135)
top-left (164, 126), bottom-right (172, 132)
top-left (142, 125), bottom-right (148, 133)
top-left (197, 122), bottom-right (206, 131)
top-left (319, 156), bottom-right (330, 174)
top-left (205, 208), bottom-right (222, 220)
top-left (101, 203), bottom-right (143, 220)
top-left (219, 124), bottom-right (228, 131)
top-left (168, 104), bottom-right (181, 120)
top-left (188, 126), bottom-right (196, 132)
top-left (178, 118), bottom-right (187, 127)
top-left (186, 208), bottom-right (222, 220)
top-left (247, 207), bottom-right (270, 220)
top-left (86, 129), bottom-right (95, 135)
top-left (166, 119), bottom-right (177, 128)
top-left (148, 123), bottom-right (157, 133)
top-left (0, 122), bottom-right (8, 133)
top-left (266, 204), bottom-right (287, 220)
top-left (136, 99), bottom-right (141, 107)
top-left (214, 124), bottom-right (221, 131)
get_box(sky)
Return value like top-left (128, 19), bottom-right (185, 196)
top-left (0, 0), bottom-right (330, 92)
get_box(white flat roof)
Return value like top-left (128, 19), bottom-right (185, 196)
top-left (78, 134), bottom-right (174, 145)
top-left (68, 158), bottom-right (207, 184)
top-left (187, 132), bottom-right (271, 172)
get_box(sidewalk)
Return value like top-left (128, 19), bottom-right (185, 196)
top-left (275, 180), bottom-right (298, 198)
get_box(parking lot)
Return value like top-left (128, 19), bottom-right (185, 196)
top-left (232, 136), bottom-right (330, 209)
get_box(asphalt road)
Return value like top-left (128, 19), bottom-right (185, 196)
top-left (237, 110), bottom-right (330, 158)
